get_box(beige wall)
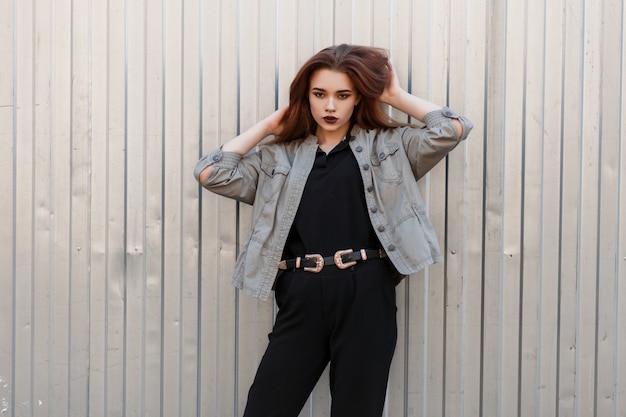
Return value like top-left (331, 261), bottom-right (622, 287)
top-left (1, 0), bottom-right (625, 416)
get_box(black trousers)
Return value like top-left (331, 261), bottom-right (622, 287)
top-left (243, 259), bottom-right (398, 417)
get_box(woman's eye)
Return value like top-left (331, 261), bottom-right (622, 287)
top-left (313, 92), bottom-right (324, 98)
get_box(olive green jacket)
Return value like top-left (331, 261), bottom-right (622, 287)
top-left (194, 107), bottom-right (473, 300)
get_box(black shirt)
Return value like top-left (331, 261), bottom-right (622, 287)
top-left (283, 137), bottom-right (381, 259)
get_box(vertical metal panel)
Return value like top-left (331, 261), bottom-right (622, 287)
top-left (519, 0), bottom-right (545, 414)
top-left (445, 0), bottom-right (486, 414)
top-left (13, 0), bottom-right (35, 415)
top-left (0, 3), bottom-right (13, 416)
top-left (88, 0), bottom-right (109, 414)
top-left (501, 0), bottom-right (524, 414)
top-left (595, 1), bottom-right (623, 417)
top-left (603, 2), bottom-right (626, 414)
top-left (103, 0), bottom-right (127, 414)
top-left (1, 0), bottom-right (626, 416)
top-left (539, 1), bottom-right (565, 416)
top-left (51, 0), bottom-right (73, 413)
top-left (32, 2), bottom-right (53, 416)
top-left (579, 1), bottom-right (603, 415)
top-left (161, 0), bottom-right (184, 414)
top-left (560, 0), bottom-right (585, 415)
top-left (482, 0), bottom-right (507, 415)
top-left (125, 0), bottom-right (150, 414)
top-left (70, 0), bottom-right (92, 414)
top-left (143, 0), bottom-right (165, 412)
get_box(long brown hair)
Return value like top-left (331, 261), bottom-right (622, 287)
top-left (275, 44), bottom-right (408, 143)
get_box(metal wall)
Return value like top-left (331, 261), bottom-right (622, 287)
top-left (1, 0), bottom-right (625, 416)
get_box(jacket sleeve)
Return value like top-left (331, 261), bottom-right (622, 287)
top-left (193, 147), bottom-right (262, 205)
top-left (400, 107), bottom-right (473, 180)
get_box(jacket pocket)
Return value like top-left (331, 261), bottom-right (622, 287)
top-left (258, 162), bottom-right (290, 203)
top-left (370, 143), bottom-right (402, 183)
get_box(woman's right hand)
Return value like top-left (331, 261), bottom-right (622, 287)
top-left (198, 106), bottom-right (290, 184)
top-left (264, 106), bottom-right (289, 137)
top-left (220, 106), bottom-right (290, 155)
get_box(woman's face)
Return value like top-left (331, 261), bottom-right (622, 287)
top-left (308, 68), bottom-right (361, 141)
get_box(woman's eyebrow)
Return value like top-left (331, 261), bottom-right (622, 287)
top-left (311, 87), bottom-right (353, 93)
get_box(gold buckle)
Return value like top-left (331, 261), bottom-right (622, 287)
top-left (334, 249), bottom-right (356, 269)
top-left (304, 254), bottom-right (324, 273)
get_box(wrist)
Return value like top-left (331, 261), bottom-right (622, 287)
top-left (381, 88), bottom-right (409, 107)
top-left (261, 112), bottom-right (283, 137)
top-left (259, 118), bottom-right (274, 136)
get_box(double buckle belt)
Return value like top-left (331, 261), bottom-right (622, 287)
top-left (278, 248), bottom-right (386, 273)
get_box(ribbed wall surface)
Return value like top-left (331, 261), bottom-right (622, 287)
top-left (0, 0), bottom-right (625, 416)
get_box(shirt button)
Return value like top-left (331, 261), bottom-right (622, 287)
top-left (378, 152), bottom-right (385, 159)
top-left (371, 206), bottom-right (378, 213)
top-left (212, 154), bottom-right (220, 161)
top-left (362, 164), bottom-right (370, 170)
top-left (367, 186), bottom-right (373, 192)
top-left (356, 145), bottom-right (363, 152)
top-left (443, 109), bottom-right (458, 118)
top-left (388, 244), bottom-right (396, 251)
top-left (378, 225), bottom-right (385, 232)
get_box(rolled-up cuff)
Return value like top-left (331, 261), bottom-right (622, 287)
top-left (194, 148), bottom-right (221, 180)
top-left (194, 147), bottom-right (244, 183)
top-left (423, 107), bottom-right (473, 140)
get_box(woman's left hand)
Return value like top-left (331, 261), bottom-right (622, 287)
top-left (375, 63), bottom-right (453, 129)
top-left (378, 64), bottom-right (404, 105)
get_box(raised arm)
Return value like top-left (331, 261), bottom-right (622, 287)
top-left (378, 66), bottom-right (464, 137)
top-left (196, 106), bottom-right (288, 184)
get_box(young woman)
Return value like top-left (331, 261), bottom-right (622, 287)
top-left (195, 44), bottom-right (472, 417)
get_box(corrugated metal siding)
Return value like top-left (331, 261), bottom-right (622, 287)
top-left (1, 0), bottom-right (624, 416)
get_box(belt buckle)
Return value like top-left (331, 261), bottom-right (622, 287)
top-left (334, 249), bottom-right (356, 269)
top-left (304, 254), bottom-right (324, 273)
